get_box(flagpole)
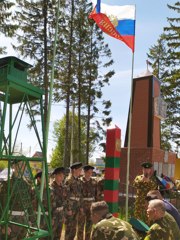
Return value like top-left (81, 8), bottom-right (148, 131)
top-left (125, 51), bottom-right (135, 221)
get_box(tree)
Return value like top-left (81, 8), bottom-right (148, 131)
top-left (11, 0), bottom-right (114, 166)
top-left (147, 34), bottom-right (168, 79)
top-left (72, 1), bottom-right (114, 163)
top-left (50, 112), bottom-right (97, 168)
top-left (0, 0), bottom-right (17, 54)
top-left (12, 0), bottom-right (60, 129)
top-left (0, 161), bottom-right (7, 171)
top-left (53, 0), bottom-right (114, 165)
top-left (83, 20), bottom-right (114, 163)
top-left (163, 2), bottom-right (180, 152)
top-left (147, 2), bottom-right (180, 153)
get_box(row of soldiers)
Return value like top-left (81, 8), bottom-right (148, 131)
top-left (47, 162), bottom-right (104, 240)
top-left (0, 161), bottom-right (104, 240)
top-left (1, 160), bottom-right (180, 240)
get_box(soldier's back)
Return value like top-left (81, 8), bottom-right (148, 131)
top-left (92, 215), bottom-right (139, 240)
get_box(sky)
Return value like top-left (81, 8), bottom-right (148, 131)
top-left (0, 0), bottom-right (175, 161)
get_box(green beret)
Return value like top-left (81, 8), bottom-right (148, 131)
top-left (129, 217), bottom-right (150, 232)
top-left (141, 162), bottom-right (153, 169)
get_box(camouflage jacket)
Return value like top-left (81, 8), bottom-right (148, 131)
top-left (0, 176), bottom-right (31, 211)
top-left (96, 176), bottom-right (104, 201)
top-left (92, 214), bottom-right (140, 240)
top-left (50, 180), bottom-right (67, 215)
top-left (80, 176), bottom-right (97, 201)
top-left (65, 175), bottom-right (83, 209)
top-left (145, 212), bottom-right (180, 240)
top-left (31, 183), bottom-right (49, 212)
top-left (133, 175), bottom-right (157, 198)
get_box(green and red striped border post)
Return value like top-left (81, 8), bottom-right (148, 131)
top-left (104, 126), bottom-right (121, 217)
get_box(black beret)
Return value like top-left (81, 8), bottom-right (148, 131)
top-left (141, 162), bottom-right (153, 169)
top-left (83, 165), bottom-right (94, 171)
top-left (34, 171), bottom-right (42, 179)
top-left (70, 162), bottom-right (82, 170)
top-left (129, 217), bottom-right (150, 232)
top-left (52, 167), bottom-right (65, 175)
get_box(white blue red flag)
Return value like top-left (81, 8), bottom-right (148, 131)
top-left (89, 0), bottom-right (136, 52)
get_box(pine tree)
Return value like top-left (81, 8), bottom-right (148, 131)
top-left (163, 2), bottom-right (180, 153)
top-left (0, 1), bottom-right (17, 54)
top-left (83, 24), bottom-right (114, 163)
top-left (53, 0), bottom-right (114, 165)
top-left (147, 34), bottom-right (168, 79)
top-left (12, 0), bottom-right (58, 129)
top-left (52, 0), bottom-right (78, 167)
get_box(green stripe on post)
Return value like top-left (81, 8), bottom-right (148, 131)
top-left (105, 157), bottom-right (121, 168)
top-left (104, 179), bottom-right (119, 190)
top-left (107, 202), bottom-right (119, 214)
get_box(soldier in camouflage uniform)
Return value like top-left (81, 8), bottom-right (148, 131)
top-left (91, 201), bottom-right (140, 240)
top-left (96, 169), bottom-right (105, 201)
top-left (133, 162), bottom-right (157, 223)
top-left (31, 171), bottom-right (43, 211)
top-left (0, 160), bottom-right (31, 240)
top-left (31, 170), bottom-right (51, 240)
top-left (77, 165), bottom-right (97, 240)
top-left (0, 180), bottom-right (11, 239)
top-left (50, 167), bottom-right (67, 240)
top-left (64, 162), bottom-right (83, 240)
top-left (146, 189), bottom-right (180, 228)
top-left (145, 199), bottom-right (180, 240)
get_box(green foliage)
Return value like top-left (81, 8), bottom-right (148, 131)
top-left (52, 0), bottom-right (114, 164)
top-left (0, 1), bottom-right (17, 54)
top-left (50, 112), bottom-right (98, 168)
top-left (0, 161), bottom-right (8, 170)
top-left (50, 145), bottom-right (63, 168)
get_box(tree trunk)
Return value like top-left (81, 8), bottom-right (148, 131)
top-left (86, 32), bottom-right (93, 164)
top-left (63, 0), bottom-right (74, 167)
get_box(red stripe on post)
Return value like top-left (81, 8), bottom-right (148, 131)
top-left (105, 168), bottom-right (120, 180)
top-left (104, 190), bottom-right (119, 202)
top-left (106, 127), bottom-right (121, 157)
top-left (113, 212), bottom-right (119, 217)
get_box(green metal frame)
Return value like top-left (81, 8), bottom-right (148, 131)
top-left (0, 57), bottom-right (52, 239)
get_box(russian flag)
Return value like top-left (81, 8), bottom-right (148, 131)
top-left (89, 0), bottom-right (136, 52)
